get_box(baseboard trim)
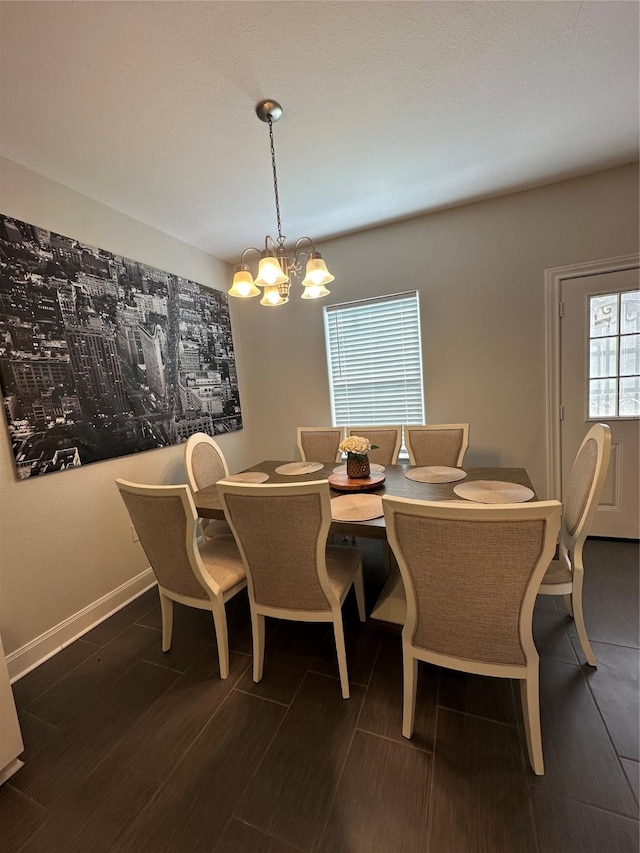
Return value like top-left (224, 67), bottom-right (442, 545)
top-left (7, 569), bottom-right (157, 682)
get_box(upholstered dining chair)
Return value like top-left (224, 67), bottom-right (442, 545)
top-left (116, 479), bottom-right (246, 679)
top-left (184, 432), bottom-right (231, 539)
top-left (404, 423), bottom-right (469, 467)
top-left (382, 495), bottom-right (562, 775)
top-left (538, 422), bottom-right (611, 667)
top-left (217, 479), bottom-right (366, 698)
top-left (296, 426), bottom-right (344, 463)
top-left (346, 426), bottom-right (402, 465)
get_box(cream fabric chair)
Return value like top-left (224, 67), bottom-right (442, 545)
top-left (346, 426), bottom-right (402, 465)
top-left (383, 495), bottom-right (562, 775)
top-left (404, 423), bottom-right (469, 467)
top-left (184, 432), bottom-right (231, 539)
top-left (296, 427), bottom-right (344, 463)
top-left (538, 422), bottom-right (611, 667)
top-left (217, 479), bottom-right (366, 698)
top-left (116, 479), bottom-right (246, 679)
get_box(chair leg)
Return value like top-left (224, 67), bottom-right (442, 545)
top-left (333, 616), bottom-right (350, 699)
top-left (211, 599), bottom-right (230, 679)
top-left (159, 591), bottom-right (173, 652)
top-left (562, 593), bottom-right (574, 617)
top-left (571, 577), bottom-right (597, 666)
top-left (252, 611), bottom-right (266, 683)
top-left (519, 668), bottom-right (544, 775)
top-left (354, 565), bottom-right (366, 622)
top-left (402, 649), bottom-right (418, 739)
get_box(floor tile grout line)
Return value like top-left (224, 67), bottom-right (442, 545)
top-left (424, 685), bottom-right (440, 853)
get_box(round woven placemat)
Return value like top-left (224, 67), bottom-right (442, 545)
top-left (331, 493), bottom-right (384, 522)
top-left (453, 480), bottom-right (535, 503)
top-left (275, 462), bottom-right (324, 475)
top-left (224, 472), bottom-right (269, 484)
top-left (405, 466), bottom-right (467, 484)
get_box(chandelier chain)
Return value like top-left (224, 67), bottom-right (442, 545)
top-left (268, 117), bottom-right (285, 246)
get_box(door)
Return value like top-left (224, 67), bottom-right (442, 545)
top-left (561, 268), bottom-right (640, 538)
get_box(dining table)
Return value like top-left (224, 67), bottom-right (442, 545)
top-left (193, 460), bottom-right (537, 626)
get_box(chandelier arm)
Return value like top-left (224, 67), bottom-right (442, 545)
top-left (293, 236), bottom-right (318, 264)
top-left (240, 247), bottom-right (262, 265)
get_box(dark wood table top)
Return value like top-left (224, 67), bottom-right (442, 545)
top-left (193, 461), bottom-right (536, 540)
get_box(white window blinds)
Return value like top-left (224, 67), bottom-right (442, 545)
top-left (323, 291), bottom-right (425, 426)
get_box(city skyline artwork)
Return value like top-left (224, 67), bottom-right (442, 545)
top-left (0, 214), bottom-right (243, 479)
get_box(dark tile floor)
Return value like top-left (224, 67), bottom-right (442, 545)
top-left (2, 538), bottom-right (638, 852)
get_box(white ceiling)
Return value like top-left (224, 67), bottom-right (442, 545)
top-left (1, 1), bottom-right (638, 264)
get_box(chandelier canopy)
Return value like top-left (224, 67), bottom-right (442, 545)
top-left (229, 100), bottom-right (334, 307)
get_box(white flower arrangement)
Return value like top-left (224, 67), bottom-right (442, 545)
top-left (339, 435), bottom-right (375, 455)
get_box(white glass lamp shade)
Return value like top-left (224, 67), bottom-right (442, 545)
top-left (229, 267), bottom-right (260, 298)
top-left (301, 254), bottom-right (335, 289)
top-left (301, 282), bottom-right (331, 300)
top-left (260, 284), bottom-right (288, 306)
top-left (255, 254), bottom-right (289, 287)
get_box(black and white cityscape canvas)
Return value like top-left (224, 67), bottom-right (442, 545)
top-left (0, 214), bottom-right (242, 479)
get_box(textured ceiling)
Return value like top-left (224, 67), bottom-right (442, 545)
top-left (0, 1), bottom-right (638, 263)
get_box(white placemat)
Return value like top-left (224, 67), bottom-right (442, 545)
top-left (332, 462), bottom-right (385, 475)
top-left (453, 480), bottom-right (535, 503)
top-left (331, 493), bottom-right (384, 522)
top-left (224, 472), bottom-right (269, 484)
top-left (405, 466), bottom-right (467, 484)
top-left (275, 462), bottom-right (324, 475)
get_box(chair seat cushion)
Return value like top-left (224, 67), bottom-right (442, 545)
top-left (542, 558), bottom-right (572, 585)
top-left (203, 518), bottom-right (232, 539)
top-left (199, 534), bottom-right (246, 593)
top-left (326, 545), bottom-right (362, 600)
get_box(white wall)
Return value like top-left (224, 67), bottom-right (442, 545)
top-left (2, 157), bottom-right (638, 675)
top-left (235, 163), bottom-right (639, 485)
top-left (0, 158), bottom-right (255, 670)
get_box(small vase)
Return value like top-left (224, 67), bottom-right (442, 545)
top-left (346, 453), bottom-right (370, 480)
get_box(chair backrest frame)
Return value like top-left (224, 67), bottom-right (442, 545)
top-left (115, 478), bottom-right (222, 598)
top-left (184, 432), bottom-right (230, 493)
top-left (217, 479), bottom-right (341, 616)
top-left (561, 422), bottom-right (611, 556)
top-left (382, 496), bottom-right (562, 675)
top-left (296, 427), bottom-right (344, 463)
top-left (404, 423), bottom-right (469, 467)
top-left (346, 426), bottom-right (402, 465)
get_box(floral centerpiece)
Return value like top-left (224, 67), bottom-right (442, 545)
top-left (339, 435), bottom-right (378, 480)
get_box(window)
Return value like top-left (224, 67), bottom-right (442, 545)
top-left (323, 291), bottom-right (425, 426)
top-left (588, 289), bottom-right (640, 418)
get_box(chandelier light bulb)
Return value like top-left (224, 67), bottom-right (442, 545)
top-left (260, 284), bottom-right (287, 306)
top-left (229, 267), bottom-right (260, 298)
top-left (301, 283), bottom-right (331, 300)
top-left (255, 255), bottom-right (289, 287)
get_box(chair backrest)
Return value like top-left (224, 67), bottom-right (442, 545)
top-left (562, 422), bottom-right (611, 552)
top-left (346, 426), bottom-right (402, 465)
top-left (184, 432), bottom-right (229, 492)
top-left (296, 427), bottom-right (344, 463)
top-left (116, 479), bottom-right (216, 599)
top-left (217, 480), bottom-right (338, 613)
top-left (383, 497), bottom-right (561, 667)
top-left (404, 424), bottom-right (469, 467)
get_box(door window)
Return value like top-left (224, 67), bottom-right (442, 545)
top-left (588, 289), bottom-right (640, 418)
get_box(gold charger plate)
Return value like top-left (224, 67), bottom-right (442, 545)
top-left (331, 494), bottom-right (384, 522)
top-left (453, 480), bottom-right (534, 503)
top-left (275, 462), bottom-right (324, 475)
top-left (405, 466), bottom-right (467, 484)
top-left (223, 472), bottom-right (269, 484)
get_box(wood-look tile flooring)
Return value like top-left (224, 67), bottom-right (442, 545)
top-left (2, 538), bottom-right (638, 852)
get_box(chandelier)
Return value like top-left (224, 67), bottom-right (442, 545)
top-left (229, 100), bottom-right (334, 307)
